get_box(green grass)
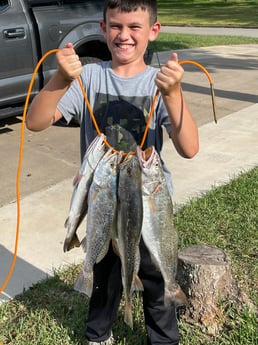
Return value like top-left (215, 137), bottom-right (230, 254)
top-left (157, 0), bottom-right (258, 27)
top-left (0, 167), bottom-right (257, 344)
top-left (152, 0), bottom-right (258, 52)
top-left (175, 168), bottom-right (258, 304)
top-left (152, 32), bottom-right (258, 51)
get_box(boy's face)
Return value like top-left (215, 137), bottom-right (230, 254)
top-left (100, 7), bottom-right (160, 70)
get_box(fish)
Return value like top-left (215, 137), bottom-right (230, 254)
top-left (63, 134), bottom-right (106, 252)
top-left (137, 146), bottom-right (187, 307)
top-left (74, 149), bottom-right (122, 297)
top-left (117, 152), bottom-right (144, 329)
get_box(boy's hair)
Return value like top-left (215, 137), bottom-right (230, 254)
top-left (103, 0), bottom-right (157, 24)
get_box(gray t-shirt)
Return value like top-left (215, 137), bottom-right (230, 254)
top-left (58, 61), bottom-right (174, 194)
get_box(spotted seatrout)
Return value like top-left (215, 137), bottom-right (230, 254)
top-left (74, 149), bottom-right (122, 297)
top-left (117, 152), bottom-right (144, 329)
top-left (137, 146), bottom-right (187, 307)
top-left (63, 134), bottom-right (106, 252)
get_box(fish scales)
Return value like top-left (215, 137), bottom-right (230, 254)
top-left (63, 134), bottom-right (106, 252)
top-left (137, 146), bottom-right (187, 307)
top-left (117, 153), bottom-right (143, 329)
top-left (74, 149), bottom-right (121, 298)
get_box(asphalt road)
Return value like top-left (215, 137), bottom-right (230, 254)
top-left (0, 36), bottom-right (258, 208)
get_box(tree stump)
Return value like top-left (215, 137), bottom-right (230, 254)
top-left (177, 244), bottom-right (244, 335)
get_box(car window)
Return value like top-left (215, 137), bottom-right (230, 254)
top-left (0, 0), bottom-right (9, 12)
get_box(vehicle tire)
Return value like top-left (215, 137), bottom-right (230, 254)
top-left (80, 56), bottom-right (102, 65)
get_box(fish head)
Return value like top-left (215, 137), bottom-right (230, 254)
top-left (119, 152), bottom-right (141, 180)
top-left (137, 146), bottom-right (164, 192)
top-left (86, 134), bottom-right (107, 165)
top-left (137, 146), bottom-right (162, 172)
top-left (93, 148), bottom-right (119, 187)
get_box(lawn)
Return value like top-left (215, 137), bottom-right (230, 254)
top-left (153, 0), bottom-right (258, 51)
top-left (0, 167), bottom-right (257, 344)
top-left (157, 0), bottom-right (258, 27)
top-left (153, 32), bottom-right (258, 51)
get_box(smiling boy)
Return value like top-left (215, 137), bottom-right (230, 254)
top-left (26, 1), bottom-right (198, 344)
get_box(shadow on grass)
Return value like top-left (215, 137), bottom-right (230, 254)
top-left (0, 263), bottom-right (147, 344)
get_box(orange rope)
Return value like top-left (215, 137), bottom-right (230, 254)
top-left (178, 60), bottom-right (217, 123)
top-left (0, 49), bottom-right (58, 294)
top-left (0, 50), bottom-right (217, 294)
top-left (77, 76), bottom-right (158, 153)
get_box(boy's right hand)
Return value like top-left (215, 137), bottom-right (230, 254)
top-left (56, 43), bottom-right (82, 83)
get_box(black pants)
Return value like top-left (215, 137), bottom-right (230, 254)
top-left (86, 239), bottom-right (179, 345)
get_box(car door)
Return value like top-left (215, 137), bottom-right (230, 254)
top-left (0, 0), bottom-right (39, 109)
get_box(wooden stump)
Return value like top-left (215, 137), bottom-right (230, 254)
top-left (177, 244), bottom-right (244, 335)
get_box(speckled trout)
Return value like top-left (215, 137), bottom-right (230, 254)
top-left (74, 149), bottom-right (123, 297)
top-left (137, 146), bottom-right (187, 307)
top-left (117, 152), bottom-right (144, 329)
top-left (63, 134), bottom-right (106, 252)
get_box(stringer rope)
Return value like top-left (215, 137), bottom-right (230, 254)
top-left (0, 49), bottom-right (217, 294)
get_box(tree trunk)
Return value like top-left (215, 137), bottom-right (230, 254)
top-left (177, 244), bottom-right (247, 335)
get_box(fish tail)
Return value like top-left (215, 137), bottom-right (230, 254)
top-left (111, 239), bottom-right (120, 257)
top-left (133, 275), bottom-right (144, 292)
top-left (124, 300), bottom-right (133, 329)
top-left (164, 285), bottom-right (188, 307)
top-left (63, 234), bottom-right (81, 252)
top-left (74, 270), bottom-right (93, 298)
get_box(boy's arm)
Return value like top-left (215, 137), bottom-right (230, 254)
top-left (26, 43), bottom-right (82, 131)
top-left (155, 53), bottom-right (199, 159)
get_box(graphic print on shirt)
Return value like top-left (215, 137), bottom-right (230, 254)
top-left (93, 93), bottom-right (152, 152)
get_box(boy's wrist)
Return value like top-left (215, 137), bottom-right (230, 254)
top-left (160, 82), bottom-right (182, 100)
top-left (55, 69), bottom-right (74, 87)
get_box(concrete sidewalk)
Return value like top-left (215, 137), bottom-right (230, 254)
top-left (1, 44), bottom-right (258, 303)
top-left (161, 25), bottom-right (258, 38)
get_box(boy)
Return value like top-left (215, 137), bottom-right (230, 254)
top-left (26, 0), bottom-right (199, 344)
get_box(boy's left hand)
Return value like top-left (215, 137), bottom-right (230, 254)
top-left (155, 53), bottom-right (183, 96)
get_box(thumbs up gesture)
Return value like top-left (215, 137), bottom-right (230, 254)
top-left (155, 53), bottom-right (184, 96)
top-left (56, 42), bottom-right (82, 83)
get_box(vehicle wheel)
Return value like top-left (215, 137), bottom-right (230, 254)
top-left (80, 56), bottom-right (102, 65)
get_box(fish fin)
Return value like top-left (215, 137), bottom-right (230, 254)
top-left (72, 172), bottom-right (79, 186)
top-left (74, 270), bottom-right (93, 298)
top-left (80, 236), bottom-right (87, 252)
top-left (146, 184), bottom-right (162, 213)
top-left (111, 239), bottom-right (120, 257)
top-left (152, 183), bottom-right (161, 195)
top-left (124, 301), bottom-right (133, 329)
top-left (63, 234), bottom-right (81, 252)
top-left (164, 285), bottom-right (188, 307)
top-left (73, 171), bottom-right (83, 186)
top-left (64, 216), bottom-right (70, 228)
top-left (148, 197), bottom-right (156, 213)
top-left (92, 190), bottom-right (98, 201)
top-left (133, 275), bottom-right (144, 292)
